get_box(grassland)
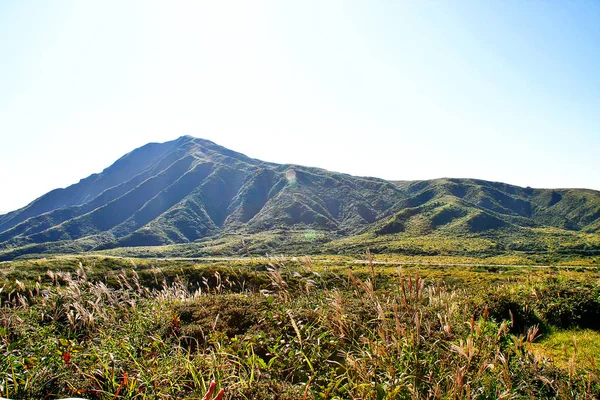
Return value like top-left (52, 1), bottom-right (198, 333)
top-left (2, 254), bottom-right (600, 399)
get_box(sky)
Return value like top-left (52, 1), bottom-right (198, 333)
top-left (1, 0), bottom-right (599, 213)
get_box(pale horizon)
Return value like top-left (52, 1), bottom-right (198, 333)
top-left (1, 1), bottom-right (599, 212)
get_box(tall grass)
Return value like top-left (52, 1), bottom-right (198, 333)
top-left (1, 259), bottom-right (599, 399)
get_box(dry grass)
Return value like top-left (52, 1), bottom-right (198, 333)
top-left (1, 256), bottom-right (599, 399)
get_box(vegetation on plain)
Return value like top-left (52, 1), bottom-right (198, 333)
top-left (2, 255), bottom-right (600, 399)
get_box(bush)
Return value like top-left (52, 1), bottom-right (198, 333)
top-left (475, 276), bottom-right (600, 333)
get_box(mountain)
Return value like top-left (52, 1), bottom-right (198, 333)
top-left (1, 136), bottom-right (599, 260)
top-left (378, 179), bottom-right (600, 235)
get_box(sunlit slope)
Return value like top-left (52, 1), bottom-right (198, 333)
top-left (380, 179), bottom-right (600, 235)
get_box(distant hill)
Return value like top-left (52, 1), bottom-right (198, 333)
top-left (378, 179), bottom-right (600, 235)
top-left (1, 136), bottom-right (599, 260)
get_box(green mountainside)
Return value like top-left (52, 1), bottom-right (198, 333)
top-left (1, 136), bottom-right (599, 260)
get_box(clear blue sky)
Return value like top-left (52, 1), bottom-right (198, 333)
top-left (1, 0), bottom-right (599, 213)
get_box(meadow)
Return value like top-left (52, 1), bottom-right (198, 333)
top-left (1, 254), bottom-right (600, 399)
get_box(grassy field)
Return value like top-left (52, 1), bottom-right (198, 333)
top-left (1, 254), bottom-right (600, 399)
top-left (3, 224), bottom-right (600, 264)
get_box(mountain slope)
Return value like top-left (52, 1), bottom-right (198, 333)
top-left (1, 136), bottom-right (599, 260)
top-left (383, 178), bottom-right (600, 233)
top-left (0, 136), bottom-right (405, 256)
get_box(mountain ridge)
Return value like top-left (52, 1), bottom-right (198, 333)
top-left (1, 136), bottom-right (599, 260)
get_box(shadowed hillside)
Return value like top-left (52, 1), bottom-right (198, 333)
top-left (1, 137), bottom-right (599, 260)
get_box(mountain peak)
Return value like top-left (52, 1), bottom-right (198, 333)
top-left (0, 137), bottom-right (599, 260)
